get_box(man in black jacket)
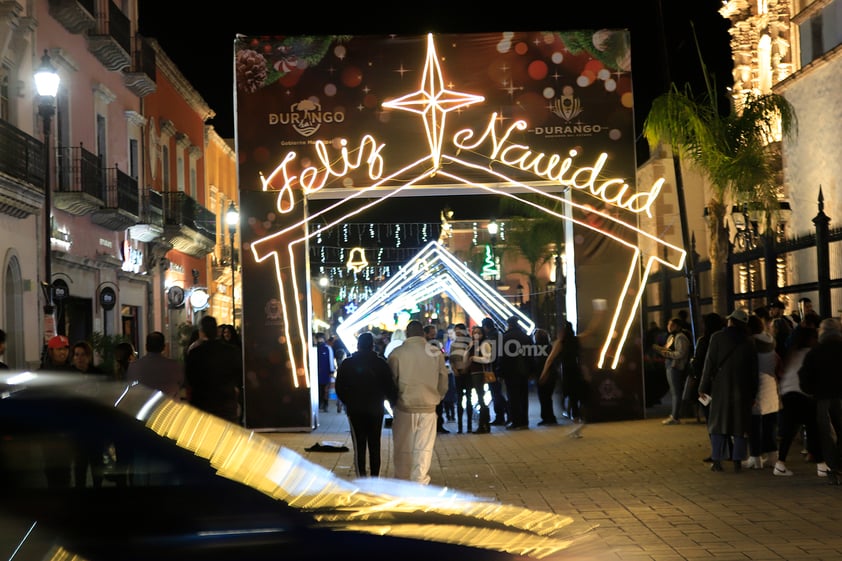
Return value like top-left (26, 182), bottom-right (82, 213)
top-left (335, 332), bottom-right (397, 477)
top-left (185, 315), bottom-right (243, 424)
top-left (500, 316), bottom-right (533, 430)
top-left (799, 317), bottom-right (842, 484)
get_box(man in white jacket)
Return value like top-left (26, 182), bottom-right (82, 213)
top-left (387, 320), bottom-right (449, 484)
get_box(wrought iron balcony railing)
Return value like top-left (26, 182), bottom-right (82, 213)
top-left (87, 0), bottom-right (131, 71)
top-left (0, 118), bottom-right (45, 189)
top-left (162, 191), bottom-right (216, 258)
top-left (129, 188), bottom-right (164, 242)
top-left (0, 119), bottom-right (45, 218)
top-left (123, 35), bottom-right (156, 97)
top-left (54, 143), bottom-right (104, 215)
top-left (90, 165), bottom-right (139, 230)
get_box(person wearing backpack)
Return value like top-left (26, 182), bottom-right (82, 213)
top-left (653, 317), bottom-right (692, 425)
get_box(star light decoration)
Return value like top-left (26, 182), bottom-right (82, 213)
top-left (250, 33), bottom-right (686, 391)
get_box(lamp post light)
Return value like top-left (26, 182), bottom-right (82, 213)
top-left (35, 49), bottom-right (60, 346)
top-left (487, 219), bottom-right (499, 287)
top-left (225, 201), bottom-right (239, 329)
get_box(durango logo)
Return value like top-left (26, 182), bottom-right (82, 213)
top-left (268, 99), bottom-right (345, 137)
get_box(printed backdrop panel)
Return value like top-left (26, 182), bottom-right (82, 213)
top-left (235, 31), bottom-right (635, 194)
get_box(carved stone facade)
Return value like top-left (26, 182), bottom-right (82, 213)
top-left (721, 0), bottom-right (793, 108)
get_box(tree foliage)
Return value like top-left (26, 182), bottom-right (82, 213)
top-left (641, 29), bottom-right (797, 315)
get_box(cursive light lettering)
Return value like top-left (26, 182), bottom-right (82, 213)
top-left (260, 135), bottom-right (386, 213)
top-left (452, 114), bottom-right (663, 217)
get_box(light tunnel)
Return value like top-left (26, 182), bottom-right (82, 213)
top-left (335, 240), bottom-right (535, 349)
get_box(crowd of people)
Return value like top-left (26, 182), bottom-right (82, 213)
top-left (321, 316), bottom-right (586, 485)
top-left (654, 297), bottom-right (842, 483)
top-left (24, 315), bottom-right (243, 488)
top-left (17, 295), bottom-right (839, 488)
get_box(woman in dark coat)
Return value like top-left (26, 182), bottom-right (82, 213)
top-left (688, 313), bottom-right (725, 424)
top-left (698, 309), bottom-right (758, 472)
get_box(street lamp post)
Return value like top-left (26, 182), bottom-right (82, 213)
top-left (226, 201), bottom-right (239, 329)
top-left (487, 219), bottom-right (499, 288)
top-left (35, 50), bottom-right (60, 347)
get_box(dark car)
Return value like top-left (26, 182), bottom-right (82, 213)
top-left (0, 371), bottom-right (593, 561)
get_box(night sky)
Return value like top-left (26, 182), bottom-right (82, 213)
top-left (138, 0), bottom-right (733, 163)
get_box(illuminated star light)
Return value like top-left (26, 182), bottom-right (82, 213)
top-left (382, 33), bottom-right (484, 170)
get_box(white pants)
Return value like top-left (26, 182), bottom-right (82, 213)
top-left (392, 409), bottom-right (437, 485)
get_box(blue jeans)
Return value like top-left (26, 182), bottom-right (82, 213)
top-left (711, 433), bottom-right (747, 461)
top-left (666, 366), bottom-right (684, 420)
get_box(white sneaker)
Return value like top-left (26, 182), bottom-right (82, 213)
top-left (773, 462), bottom-right (794, 476)
top-left (817, 462), bottom-right (831, 477)
top-left (741, 456), bottom-right (765, 469)
top-left (662, 416), bottom-right (680, 425)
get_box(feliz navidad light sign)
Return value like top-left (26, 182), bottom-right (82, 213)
top-left (234, 31), bottom-right (685, 427)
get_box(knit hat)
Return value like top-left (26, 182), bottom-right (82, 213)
top-left (47, 335), bottom-right (70, 349)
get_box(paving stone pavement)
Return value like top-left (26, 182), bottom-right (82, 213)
top-left (262, 392), bottom-right (842, 561)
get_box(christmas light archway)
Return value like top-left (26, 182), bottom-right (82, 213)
top-left (249, 33), bottom-right (686, 391)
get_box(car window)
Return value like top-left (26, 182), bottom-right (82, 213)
top-left (0, 393), bottom-right (218, 490)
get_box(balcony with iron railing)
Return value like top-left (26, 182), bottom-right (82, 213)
top-left (162, 191), bottom-right (216, 258)
top-left (54, 143), bottom-right (104, 215)
top-left (0, 118), bottom-right (45, 218)
top-left (49, 0), bottom-right (96, 34)
top-left (90, 165), bottom-right (139, 230)
top-left (123, 35), bottom-right (156, 97)
top-left (129, 188), bottom-right (164, 242)
top-left (86, 0), bottom-right (131, 71)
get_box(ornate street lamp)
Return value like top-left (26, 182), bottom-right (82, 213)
top-left (35, 50), bottom-right (60, 346)
top-left (226, 201), bottom-right (239, 329)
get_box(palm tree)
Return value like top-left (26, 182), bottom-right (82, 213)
top-left (642, 52), bottom-right (797, 316)
top-left (502, 217), bottom-right (558, 320)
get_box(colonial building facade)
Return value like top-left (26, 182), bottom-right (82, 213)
top-left (0, 0), bottom-right (235, 369)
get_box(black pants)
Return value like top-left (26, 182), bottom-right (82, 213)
top-left (778, 392), bottom-right (822, 463)
top-left (471, 372), bottom-right (491, 429)
top-left (537, 374), bottom-right (557, 423)
top-left (347, 411), bottom-right (385, 477)
top-left (489, 378), bottom-right (507, 423)
top-left (504, 373), bottom-right (529, 427)
top-left (318, 383), bottom-right (329, 411)
top-left (455, 374), bottom-right (474, 432)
